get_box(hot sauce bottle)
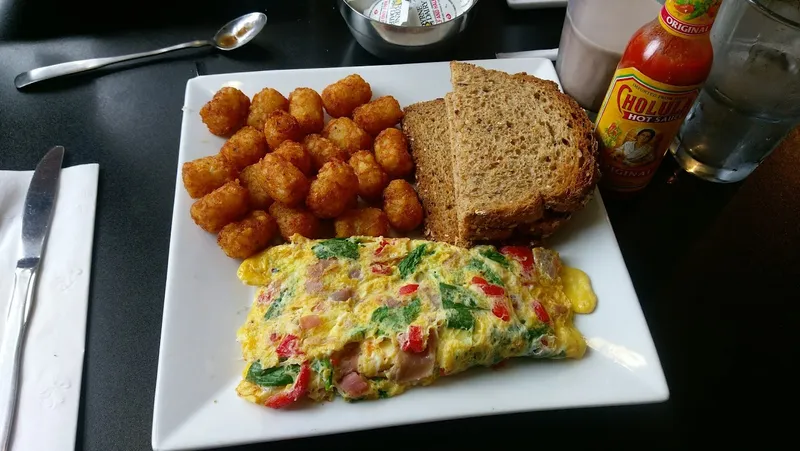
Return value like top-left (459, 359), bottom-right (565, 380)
top-left (594, 0), bottom-right (722, 192)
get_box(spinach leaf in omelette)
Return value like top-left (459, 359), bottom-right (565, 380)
top-left (467, 259), bottom-right (504, 287)
top-left (311, 358), bottom-right (334, 391)
top-left (526, 324), bottom-right (556, 354)
top-left (347, 326), bottom-right (367, 341)
top-left (264, 290), bottom-right (288, 320)
top-left (370, 298), bottom-right (421, 335)
top-left (526, 324), bottom-right (553, 341)
top-left (440, 283), bottom-right (482, 330)
top-left (439, 283), bottom-right (482, 309)
top-left (446, 306), bottom-right (475, 330)
top-left (246, 362), bottom-right (299, 387)
top-left (479, 249), bottom-right (510, 268)
top-left (398, 244), bottom-right (428, 279)
top-left (312, 238), bottom-right (360, 260)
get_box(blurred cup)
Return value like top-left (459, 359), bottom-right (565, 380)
top-left (556, 0), bottom-right (662, 112)
top-left (671, 0), bottom-right (800, 183)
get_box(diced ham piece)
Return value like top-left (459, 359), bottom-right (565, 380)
top-left (305, 279), bottom-right (323, 294)
top-left (338, 372), bottom-right (369, 398)
top-left (308, 259), bottom-right (334, 278)
top-left (533, 248), bottom-right (561, 282)
top-left (299, 314), bottom-right (321, 330)
top-left (390, 330), bottom-right (437, 383)
top-left (257, 280), bottom-right (281, 305)
top-left (349, 267), bottom-right (362, 280)
top-left (418, 286), bottom-right (440, 307)
top-left (384, 297), bottom-right (401, 308)
top-left (329, 288), bottom-right (353, 302)
top-left (333, 342), bottom-right (361, 377)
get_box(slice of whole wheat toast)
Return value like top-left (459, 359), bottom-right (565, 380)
top-left (402, 99), bottom-right (470, 247)
top-left (447, 61), bottom-right (599, 241)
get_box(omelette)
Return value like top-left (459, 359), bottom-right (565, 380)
top-left (236, 235), bottom-right (597, 408)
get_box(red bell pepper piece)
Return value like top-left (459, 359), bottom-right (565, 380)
top-left (532, 300), bottom-right (551, 323)
top-left (374, 239), bottom-right (389, 256)
top-left (500, 246), bottom-right (534, 274)
top-left (471, 276), bottom-right (505, 297)
top-left (400, 325), bottom-right (425, 353)
top-left (491, 301), bottom-right (510, 321)
top-left (472, 276), bottom-right (488, 285)
top-left (398, 284), bottom-right (419, 296)
top-left (276, 334), bottom-right (301, 358)
top-left (370, 263), bottom-right (392, 275)
top-left (264, 362), bottom-right (311, 409)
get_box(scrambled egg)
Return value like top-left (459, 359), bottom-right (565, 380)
top-left (236, 236), bottom-right (597, 407)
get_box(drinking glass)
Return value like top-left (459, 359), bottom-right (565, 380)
top-left (555, 0), bottom-right (661, 113)
top-left (671, 0), bottom-right (800, 183)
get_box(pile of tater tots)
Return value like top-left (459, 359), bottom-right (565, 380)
top-left (183, 74), bottom-right (424, 259)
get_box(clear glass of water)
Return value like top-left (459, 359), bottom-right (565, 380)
top-left (671, 0), bottom-right (800, 183)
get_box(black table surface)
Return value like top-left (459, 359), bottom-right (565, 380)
top-left (1, 0), bottom-right (797, 449)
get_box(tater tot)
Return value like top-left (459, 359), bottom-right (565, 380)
top-left (288, 87), bottom-right (324, 135)
top-left (334, 208), bottom-right (390, 238)
top-left (263, 110), bottom-right (303, 150)
top-left (321, 74), bottom-right (372, 118)
top-left (352, 96), bottom-right (404, 136)
top-left (262, 153), bottom-right (310, 206)
top-left (306, 159), bottom-right (359, 219)
top-left (374, 128), bottom-right (414, 179)
top-left (269, 202), bottom-right (320, 240)
top-left (247, 88), bottom-right (289, 130)
top-left (200, 87), bottom-right (250, 137)
top-left (182, 154), bottom-right (238, 199)
top-left (272, 140), bottom-right (312, 176)
top-left (239, 161), bottom-right (273, 210)
top-left (383, 180), bottom-right (423, 232)
top-left (190, 180), bottom-right (250, 233)
top-left (220, 126), bottom-right (268, 170)
top-left (348, 150), bottom-right (389, 200)
top-left (217, 210), bottom-right (277, 259)
top-left (303, 134), bottom-right (349, 172)
top-left (322, 117), bottom-right (372, 155)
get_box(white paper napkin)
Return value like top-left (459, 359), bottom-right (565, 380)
top-left (0, 164), bottom-right (99, 451)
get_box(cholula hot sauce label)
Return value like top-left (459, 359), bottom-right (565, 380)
top-left (659, 0), bottom-right (721, 38)
top-left (595, 69), bottom-right (701, 192)
top-left (594, 0), bottom-right (720, 192)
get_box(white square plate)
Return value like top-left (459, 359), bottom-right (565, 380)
top-left (153, 58), bottom-right (668, 451)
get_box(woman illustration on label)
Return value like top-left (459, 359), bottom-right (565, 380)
top-left (616, 128), bottom-right (656, 166)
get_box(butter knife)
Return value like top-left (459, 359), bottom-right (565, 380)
top-left (0, 146), bottom-right (64, 451)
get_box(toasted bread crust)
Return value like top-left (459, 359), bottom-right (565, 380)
top-left (447, 61), bottom-right (599, 241)
top-left (403, 99), bottom-right (471, 247)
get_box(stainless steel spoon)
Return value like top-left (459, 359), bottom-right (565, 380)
top-left (14, 12), bottom-right (267, 89)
